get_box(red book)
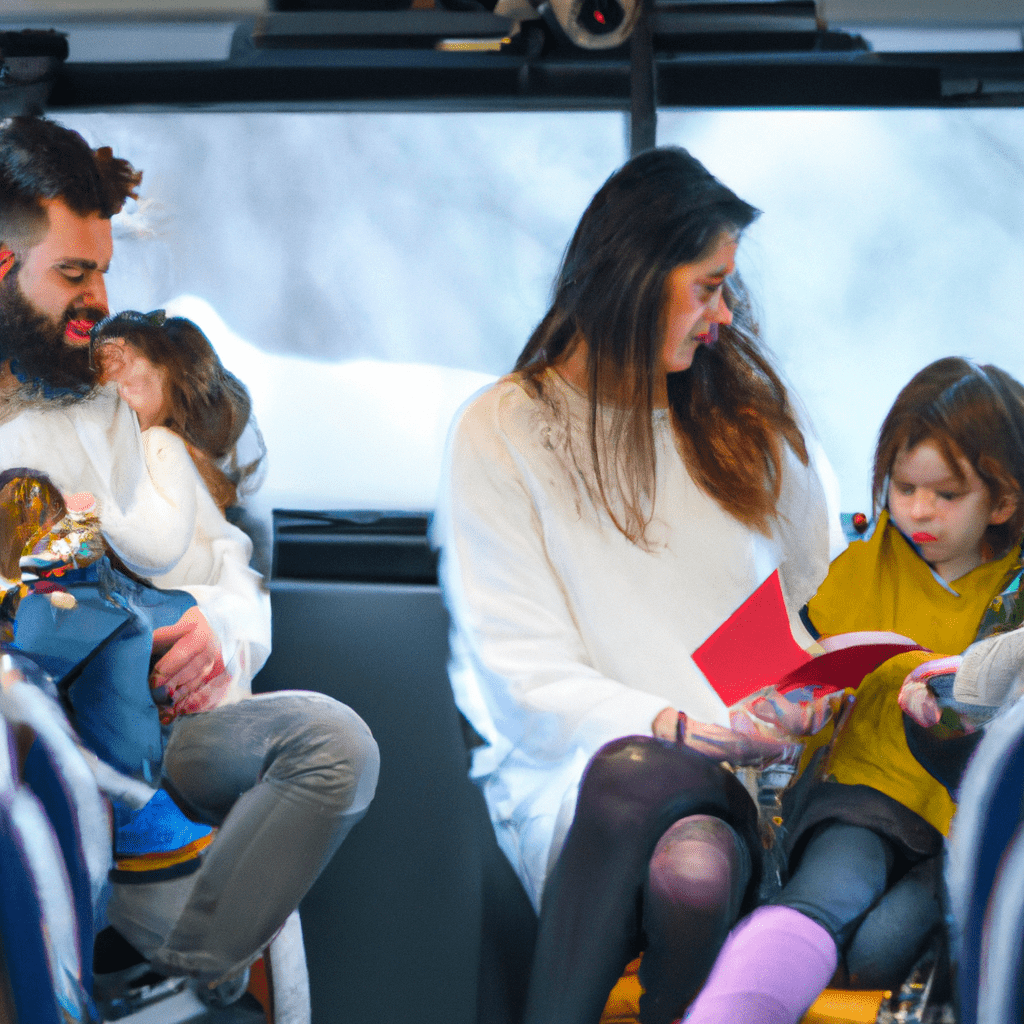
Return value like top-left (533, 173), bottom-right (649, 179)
top-left (692, 571), bottom-right (923, 707)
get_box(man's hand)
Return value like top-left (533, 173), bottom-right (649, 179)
top-left (151, 607), bottom-right (228, 723)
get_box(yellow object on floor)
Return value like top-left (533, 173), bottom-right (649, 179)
top-left (801, 988), bottom-right (889, 1023)
top-left (598, 958), bottom-right (888, 1024)
top-left (600, 959), bottom-right (643, 1024)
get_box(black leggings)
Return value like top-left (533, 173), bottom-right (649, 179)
top-left (523, 736), bottom-right (761, 1024)
top-left (776, 821), bottom-right (943, 989)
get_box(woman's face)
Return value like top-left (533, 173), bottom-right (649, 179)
top-left (95, 338), bottom-right (170, 431)
top-left (658, 233), bottom-right (739, 377)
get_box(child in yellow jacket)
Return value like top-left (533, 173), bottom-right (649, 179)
top-left (681, 357), bottom-right (1024, 1024)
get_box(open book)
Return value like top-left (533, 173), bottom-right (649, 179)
top-left (692, 570), bottom-right (924, 708)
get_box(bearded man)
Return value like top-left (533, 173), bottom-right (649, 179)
top-left (0, 117), bottom-right (261, 707)
top-left (0, 116), bottom-right (379, 1010)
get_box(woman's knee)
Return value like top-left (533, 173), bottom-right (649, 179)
top-left (647, 815), bottom-right (750, 916)
top-left (575, 736), bottom-right (728, 836)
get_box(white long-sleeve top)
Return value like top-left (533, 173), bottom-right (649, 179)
top-left (956, 628), bottom-right (1024, 709)
top-left (0, 385), bottom-right (270, 705)
top-left (434, 371), bottom-right (842, 908)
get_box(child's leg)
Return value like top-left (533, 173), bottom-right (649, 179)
top-left (680, 822), bottom-right (894, 1024)
top-left (845, 854), bottom-right (943, 989)
top-left (678, 905), bottom-right (837, 1024)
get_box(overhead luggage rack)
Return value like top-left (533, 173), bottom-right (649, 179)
top-left (2, 1), bottom-right (1021, 115)
top-left (247, 9), bottom-right (520, 48)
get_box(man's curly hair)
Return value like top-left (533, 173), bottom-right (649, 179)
top-left (0, 115), bottom-right (141, 250)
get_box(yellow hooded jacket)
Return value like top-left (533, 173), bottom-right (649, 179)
top-left (804, 511), bottom-right (1020, 835)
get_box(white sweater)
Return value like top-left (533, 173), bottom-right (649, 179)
top-left (434, 372), bottom-right (841, 907)
top-left (956, 628), bottom-right (1024, 709)
top-left (0, 385), bottom-right (270, 705)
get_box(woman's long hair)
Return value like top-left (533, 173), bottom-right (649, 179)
top-left (515, 147), bottom-right (807, 543)
top-left (873, 357), bottom-right (1024, 557)
top-left (91, 311), bottom-right (265, 512)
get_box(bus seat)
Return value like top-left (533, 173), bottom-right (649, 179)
top-left (801, 990), bottom-right (888, 1023)
top-left (973, 820), bottom-right (1024, 1024)
top-left (0, 712), bottom-right (92, 1024)
top-left (1, 655), bottom-right (274, 1023)
top-left (254, 577), bottom-right (537, 1024)
top-left (0, 665), bottom-right (113, 980)
top-left (255, 509), bottom-right (537, 1024)
top-left (259, 909), bottom-right (310, 1024)
top-left (947, 696), bottom-right (1024, 1024)
top-left (600, 959), bottom-right (642, 1024)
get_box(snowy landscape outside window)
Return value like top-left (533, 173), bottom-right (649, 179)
top-left (61, 109), bottom-right (1024, 527)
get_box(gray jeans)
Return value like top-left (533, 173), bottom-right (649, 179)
top-left (106, 690), bottom-right (379, 984)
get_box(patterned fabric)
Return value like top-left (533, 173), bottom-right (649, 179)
top-left (1, 472), bottom-right (104, 641)
top-left (0, 473), bottom-right (66, 559)
top-left (22, 506), bottom-right (105, 575)
top-left (973, 567), bottom-right (1024, 644)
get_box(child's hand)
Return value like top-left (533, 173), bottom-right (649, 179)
top-left (898, 677), bottom-right (942, 728)
top-left (95, 338), bottom-right (170, 431)
top-left (898, 657), bottom-right (962, 728)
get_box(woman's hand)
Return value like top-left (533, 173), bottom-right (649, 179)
top-left (653, 705), bottom-right (801, 767)
top-left (652, 706), bottom-right (679, 741)
top-left (732, 687), bottom-right (843, 740)
top-left (683, 715), bottom-right (802, 767)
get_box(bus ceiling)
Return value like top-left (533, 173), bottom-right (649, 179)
top-left (0, 0), bottom-right (1021, 148)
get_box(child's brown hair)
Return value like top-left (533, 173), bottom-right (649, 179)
top-left (91, 311), bottom-right (264, 512)
top-left (873, 357), bottom-right (1024, 557)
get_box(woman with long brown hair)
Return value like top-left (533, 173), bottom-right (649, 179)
top-left (435, 146), bottom-right (842, 1024)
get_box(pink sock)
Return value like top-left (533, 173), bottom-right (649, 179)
top-left (678, 905), bottom-right (838, 1024)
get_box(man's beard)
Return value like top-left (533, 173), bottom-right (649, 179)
top-left (0, 272), bottom-right (103, 401)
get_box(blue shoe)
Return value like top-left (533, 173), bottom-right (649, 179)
top-left (109, 790), bottom-right (215, 883)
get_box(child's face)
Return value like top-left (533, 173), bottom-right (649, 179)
top-left (888, 438), bottom-right (1014, 583)
top-left (95, 338), bottom-right (170, 431)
